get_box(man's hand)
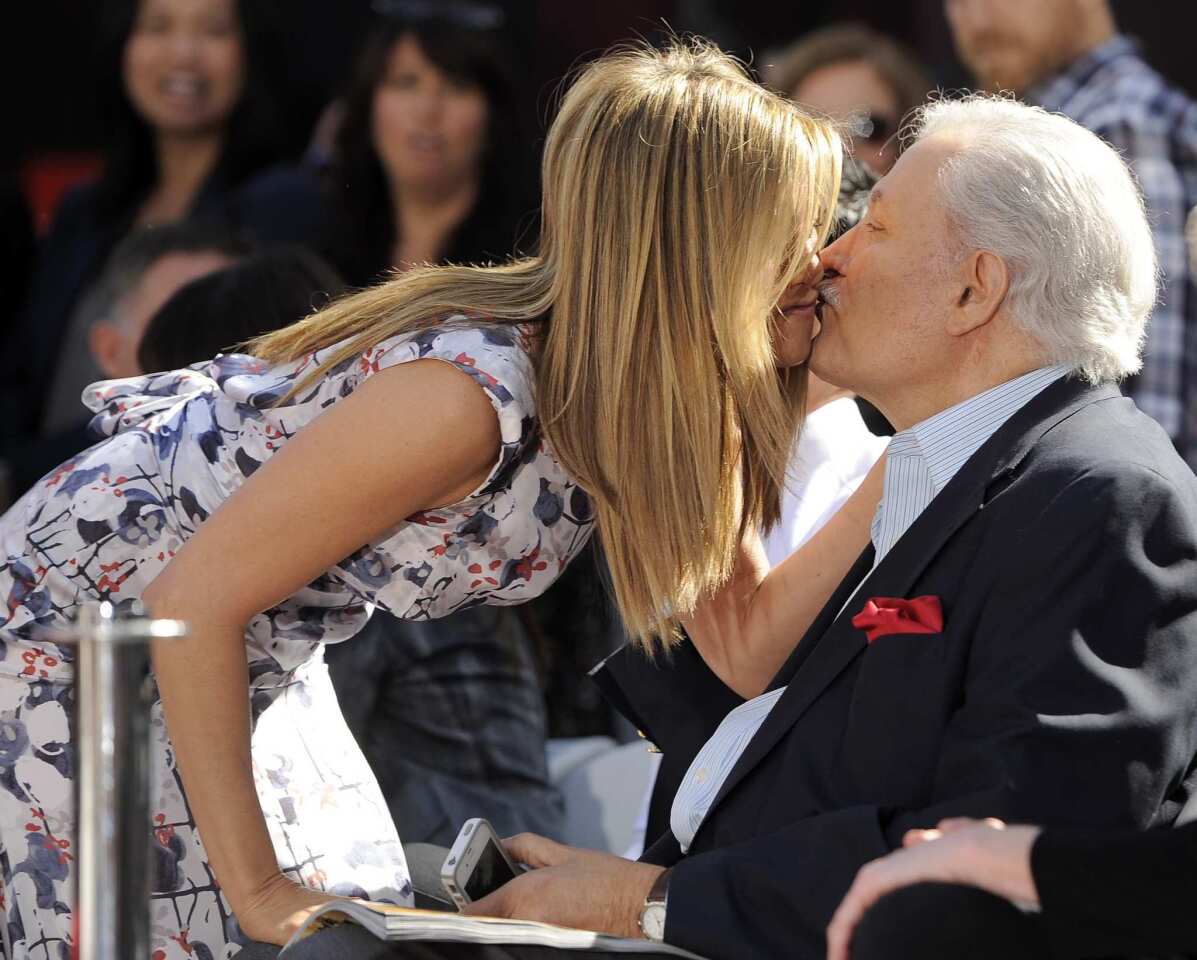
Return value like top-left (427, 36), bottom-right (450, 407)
top-left (463, 833), bottom-right (665, 939)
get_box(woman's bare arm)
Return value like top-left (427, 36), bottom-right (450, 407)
top-left (682, 451), bottom-right (885, 699)
top-left (142, 358), bottom-right (500, 943)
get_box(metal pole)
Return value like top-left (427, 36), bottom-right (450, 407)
top-left (70, 601), bottom-right (185, 960)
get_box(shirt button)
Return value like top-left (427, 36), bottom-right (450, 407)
top-left (693, 768), bottom-right (709, 784)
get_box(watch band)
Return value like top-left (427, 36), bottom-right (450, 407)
top-left (639, 867), bottom-right (672, 942)
top-left (646, 867), bottom-right (672, 905)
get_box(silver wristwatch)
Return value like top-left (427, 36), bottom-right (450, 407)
top-left (639, 868), bottom-right (672, 942)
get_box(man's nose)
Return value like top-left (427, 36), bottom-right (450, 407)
top-left (818, 226), bottom-right (854, 275)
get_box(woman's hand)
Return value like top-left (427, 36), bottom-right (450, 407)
top-left (235, 873), bottom-right (353, 945)
top-left (826, 818), bottom-right (1041, 960)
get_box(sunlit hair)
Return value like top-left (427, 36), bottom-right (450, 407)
top-left (250, 39), bottom-right (842, 646)
top-left (909, 94), bottom-right (1158, 382)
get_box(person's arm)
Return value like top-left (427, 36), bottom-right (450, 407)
top-left (1032, 820), bottom-right (1197, 959)
top-left (827, 817), bottom-right (1197, 960)
top-left (681, 452), bottom-right (884, 698)
top-left (142, 358), bottom-right (501, 944)
top-left (825, 819), bottom-right (1041, 960)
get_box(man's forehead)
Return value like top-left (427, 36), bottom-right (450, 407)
top-left (870, 136), bottom-right (962, 207)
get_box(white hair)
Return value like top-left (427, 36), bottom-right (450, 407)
top-left (909, 94), bottom-right (1159, 383)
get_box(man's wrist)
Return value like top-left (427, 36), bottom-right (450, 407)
top-left (637, 866), bottom-right (671, 941)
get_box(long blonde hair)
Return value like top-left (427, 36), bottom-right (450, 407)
top-left (251, 39), bottom-right (841, 647)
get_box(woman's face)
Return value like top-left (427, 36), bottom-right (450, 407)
top-left (123, 0), bottom-right (245, 138)
top-left (372, 33), bottom-right (490, 193)
top-left (772, 231), bottom-right (824, 368)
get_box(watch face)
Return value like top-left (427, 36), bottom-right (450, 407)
top-left (640, 902), bottom-right (667, 942)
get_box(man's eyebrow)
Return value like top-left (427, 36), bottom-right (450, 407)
top-left (866, 186), bottom-right (884, 209)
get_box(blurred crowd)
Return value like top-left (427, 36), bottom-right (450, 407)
top-left (2, 0), bottom-right (1195, 865)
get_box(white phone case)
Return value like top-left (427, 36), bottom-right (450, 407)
top-left (439, 817), bottom-right (519, 910)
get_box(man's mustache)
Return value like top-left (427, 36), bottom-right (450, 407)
top-left (818, 278), bottom-right (841, 307)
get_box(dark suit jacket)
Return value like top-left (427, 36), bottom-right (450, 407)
top-left (594, 377), bottom-right (1197, 960)
top-left (1032, 819), bottom-right (1197, 958)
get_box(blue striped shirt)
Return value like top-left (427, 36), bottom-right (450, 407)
top-left (871, 365), bottom-right (1070, 562)
top-left (670, 366), bottom-right (1069, 853)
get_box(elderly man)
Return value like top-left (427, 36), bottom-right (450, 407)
top-left (247, 95), bottom-right (1197, 960)
top-left (945, 0), bottom-right (1197, 472)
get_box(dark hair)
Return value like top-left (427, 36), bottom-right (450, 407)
top-left (136, 247), bottom-right (345, 372)
top-left (830, 157), bottom-right (877, 243)
top-left (765, 23), bottom-right (932, 126)
top-left (96, 219), bottom-right (254, 325)
top-left (92, 0), bottom-right (290, 222)
top-left (326, 7), bottom-right (534, 284)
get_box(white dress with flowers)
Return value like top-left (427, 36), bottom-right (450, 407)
top-left (0, 321), bottom-right (594, 959)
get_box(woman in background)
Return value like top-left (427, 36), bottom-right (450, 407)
top-left (764, 23), bottom-right (931, 176)
top-left (242, 2), bottom-right (533, 285)
top-left (3, 0), bottom-right (289, 492)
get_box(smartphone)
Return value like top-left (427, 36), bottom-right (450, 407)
top-left (440, 817), bottom-right (521, 910)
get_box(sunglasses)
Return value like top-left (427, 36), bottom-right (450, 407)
top-left (848, 112), bottom-right (900, 145)
top-left (371, 0), bottom-right (505, 30)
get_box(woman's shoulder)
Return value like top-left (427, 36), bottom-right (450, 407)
top-left (372, 320), bottom-right (537, 415)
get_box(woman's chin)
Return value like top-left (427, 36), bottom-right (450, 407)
top-left (774, 307), bottom-right (819, 366)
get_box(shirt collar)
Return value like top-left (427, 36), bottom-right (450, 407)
top-left (1027, 34), bottom-right (1138, 111)
top-left (891, 366), bottom-right (1071, 496)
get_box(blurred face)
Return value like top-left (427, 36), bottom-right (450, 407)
top-left (810, 136), bottom-right (961, 413)
top-left (793, 60), bottom-right (902, 174)
top-left (772, 232), bottom-right (824, 368)
top-left (94, 250), bottom-right (234, 377)
top-left (123, 0), bottom-right (245, 138)
top-left (945, 0), bottom-right (1085, 93)
top-left (372, 33), bottom-right (490, 193)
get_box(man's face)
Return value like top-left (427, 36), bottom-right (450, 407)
top-left (809, 135), bottom-right (961, 417)
top-left (945, 0), bottom-right (1085, 93)
top-left (95, 250), bottom-right (234, 378)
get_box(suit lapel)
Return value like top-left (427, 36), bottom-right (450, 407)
top-left (688, 377), bottom-right (1123, 842)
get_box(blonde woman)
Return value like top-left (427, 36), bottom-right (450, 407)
top-left (0, 40), bottom-right (879, 955)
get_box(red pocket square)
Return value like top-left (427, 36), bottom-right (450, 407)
top-left (852, 596), bottom-right (944, 644)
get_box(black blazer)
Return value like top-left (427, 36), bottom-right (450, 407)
top-left (595, 378), bottom-right (1197, 960)
top-left (1032, 820), bottom-right (1197, 958)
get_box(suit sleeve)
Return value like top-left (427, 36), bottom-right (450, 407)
top-left (1031, 822), bottom-right (1197, 958)
top-left (663, 466), bottom-right (1197, 959)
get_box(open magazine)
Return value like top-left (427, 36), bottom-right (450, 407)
top-left (283, 900), bottom-right (708, 957)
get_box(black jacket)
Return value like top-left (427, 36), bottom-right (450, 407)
top-left (1033, 819), bottom-right (1197, 958)
top-left (595, 378), bottom-right (1197, 960)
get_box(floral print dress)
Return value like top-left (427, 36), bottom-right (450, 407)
top-left (0, 322), bottom-right (594, 959)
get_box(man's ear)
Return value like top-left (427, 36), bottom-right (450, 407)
top-left (946, 250), bottom-right (1010, 337)
top-left (89, 321), bottom-right (127, 379)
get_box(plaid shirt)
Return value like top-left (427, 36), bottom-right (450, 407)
top-left (1029, 35), bottom-right (1197, 470)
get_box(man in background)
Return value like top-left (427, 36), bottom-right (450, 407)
top-left (0, 224), bottom-right (247, 509)
top-left (946, 0), bottom-right (1197, 471)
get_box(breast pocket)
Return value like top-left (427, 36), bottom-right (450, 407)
top-left (841, 631), bottom-right (955, 804)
